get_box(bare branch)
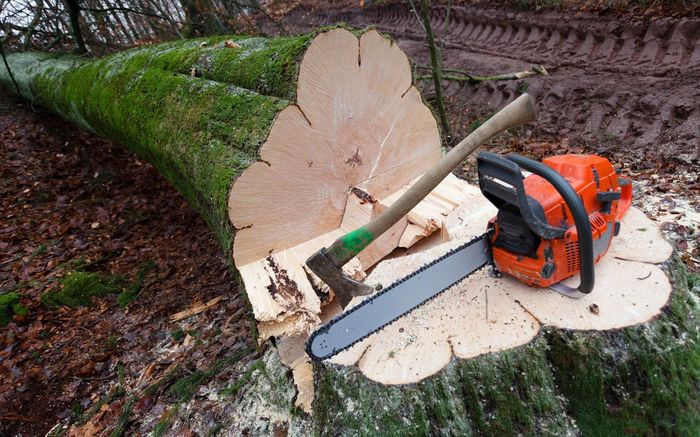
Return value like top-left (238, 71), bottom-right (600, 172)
top-left (0, 34), bottom-right (21, 95)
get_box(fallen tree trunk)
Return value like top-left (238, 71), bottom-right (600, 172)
top-left (2, 29), bottom-right (699, 436)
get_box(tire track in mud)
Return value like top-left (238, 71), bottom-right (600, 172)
top-left (327, 4), bottom-right (700, 166)
top-left (350, 5), bottom-right (700, 73)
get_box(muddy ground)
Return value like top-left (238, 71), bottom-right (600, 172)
top-left (1, 2), bottom-right (699, 435)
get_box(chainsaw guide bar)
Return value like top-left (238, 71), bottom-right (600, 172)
top-left (306, 233), bottom-right (493, 361)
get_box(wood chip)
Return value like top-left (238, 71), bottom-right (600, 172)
top-left (170, 296), bottom-right (223, 323)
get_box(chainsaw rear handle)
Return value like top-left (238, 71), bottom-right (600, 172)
top-left (478, 152), bottom-right (595, 296)
top-left (477, 153), bottom-right (567, 240)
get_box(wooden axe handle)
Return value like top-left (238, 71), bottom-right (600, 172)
top-left (323, 93), bottom-right (537, 267)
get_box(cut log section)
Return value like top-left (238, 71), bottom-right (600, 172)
top-left (228, 29), bottom-right (471, 339)
top-left (0, 27), bottom-right (460, 341)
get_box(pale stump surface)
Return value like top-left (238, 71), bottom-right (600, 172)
top-left (331, 187), bottom-right (673, 384)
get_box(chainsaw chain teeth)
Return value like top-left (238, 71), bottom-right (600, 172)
top-left (306, 232), bottom-right (493, 361)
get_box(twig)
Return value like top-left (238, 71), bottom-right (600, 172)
top-left (441, 0), bottom-right (452, 51)
top-left (417, 0), bottom-right (451, 140)
top-left (0, 414), bottom-right (34, 422)
top-left (80, 6), bottom-right (175, 22)
top-left (637, 271), bottom-right (652, 280)
top-left (415, 64), bottom-right (548, 83)
top-left (405, 0), bottom-right (427, 33)
top-left (0, 254), bottom-right (23, 266)
top-left (170, 296), bottom-right (224, 322)
top-left (484, 288), bottom-right (489, 322)
top-left (236, 1), bottom-right (288, 36)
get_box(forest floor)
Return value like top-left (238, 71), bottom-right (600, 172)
top-left (1, 2), bottom-right (699, 436)
top-left (0, 94), bottom-right (260, 436)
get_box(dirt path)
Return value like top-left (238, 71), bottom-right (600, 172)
top-left (288, 3), bottom-right (700, 168)
top-left (360, 5), bottom-right (696, 161)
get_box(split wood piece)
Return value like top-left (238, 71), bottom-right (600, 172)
top-left (169, 296), bottom-right (224, 323)
top-left (327, 183), bottom-right (673, 385)
top-left (230, 29), bottom-right (502, 340)
top-left (238, 174), bottom-right (475, 339)
top-left (277, 334), bottom-right (315, 413)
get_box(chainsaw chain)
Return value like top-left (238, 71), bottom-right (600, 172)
top-left (306, 231), bottom-right (494, 361)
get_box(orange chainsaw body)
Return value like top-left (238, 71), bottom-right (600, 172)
top-left (486, 154), bottom-right (632, 288)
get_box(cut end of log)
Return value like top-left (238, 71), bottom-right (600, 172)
top-left (272, 180), bottom-right (673, 405)
top-left (327, 185), bottom-right (673, 385)
top-left (229, 28), bottom-right (448, 339)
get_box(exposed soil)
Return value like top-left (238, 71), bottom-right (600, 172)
top-left (288, 3), bottom-right (700, 168)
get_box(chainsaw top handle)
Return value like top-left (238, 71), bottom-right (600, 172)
top-left (477, 152), bottom-right (595, 296)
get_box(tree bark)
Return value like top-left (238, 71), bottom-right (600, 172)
top-left (1, 31), bottom-right (699, 436)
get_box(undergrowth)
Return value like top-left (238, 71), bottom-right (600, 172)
top-left (0, 291), bottom-right (28, 326)
top-left (40, 260), bottom-right (155, 308)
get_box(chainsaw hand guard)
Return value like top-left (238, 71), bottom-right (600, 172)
top-left (478, 152), bottom-right (595, 297)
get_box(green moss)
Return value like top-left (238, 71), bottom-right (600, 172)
top-left (220, 358), bottom-right (265, 397)
top-left (0, 28), bottom-right (382, 261)
top-left (0, 292), bottom-right (28, 326)
top-left (170, 328), bottom-right (185, 342)
top-left (117, 260), bottom-right (156, 307)
top-left (41, 271), bottom-right (124, 308)
top-left (0, 33), bottom-right (316, 255)
top-left (202, 35), bottom-right (314, 100)
top-left (314, 338), bottom-right (571, 436)
top-left (547, 258), bottom-right (700, 435)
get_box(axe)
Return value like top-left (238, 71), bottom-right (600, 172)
top-left (306, 93), bottom-right (536, 308)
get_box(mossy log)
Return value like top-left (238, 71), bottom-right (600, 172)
top-left (2, 30), bottom-right (700, 436)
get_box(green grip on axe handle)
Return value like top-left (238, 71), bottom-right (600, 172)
top-left (324, 226), bottom-right (375, 266)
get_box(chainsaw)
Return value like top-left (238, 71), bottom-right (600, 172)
top-left (305, 94), bottom-right (632, 361)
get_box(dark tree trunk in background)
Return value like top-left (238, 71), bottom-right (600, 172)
top-left (63, 0), bottom-right (88, 54)
top-left (180, 0), bottom-right (222, 37)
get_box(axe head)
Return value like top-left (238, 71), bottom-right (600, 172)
top-left (306, 249), bottom-right (374, 309)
